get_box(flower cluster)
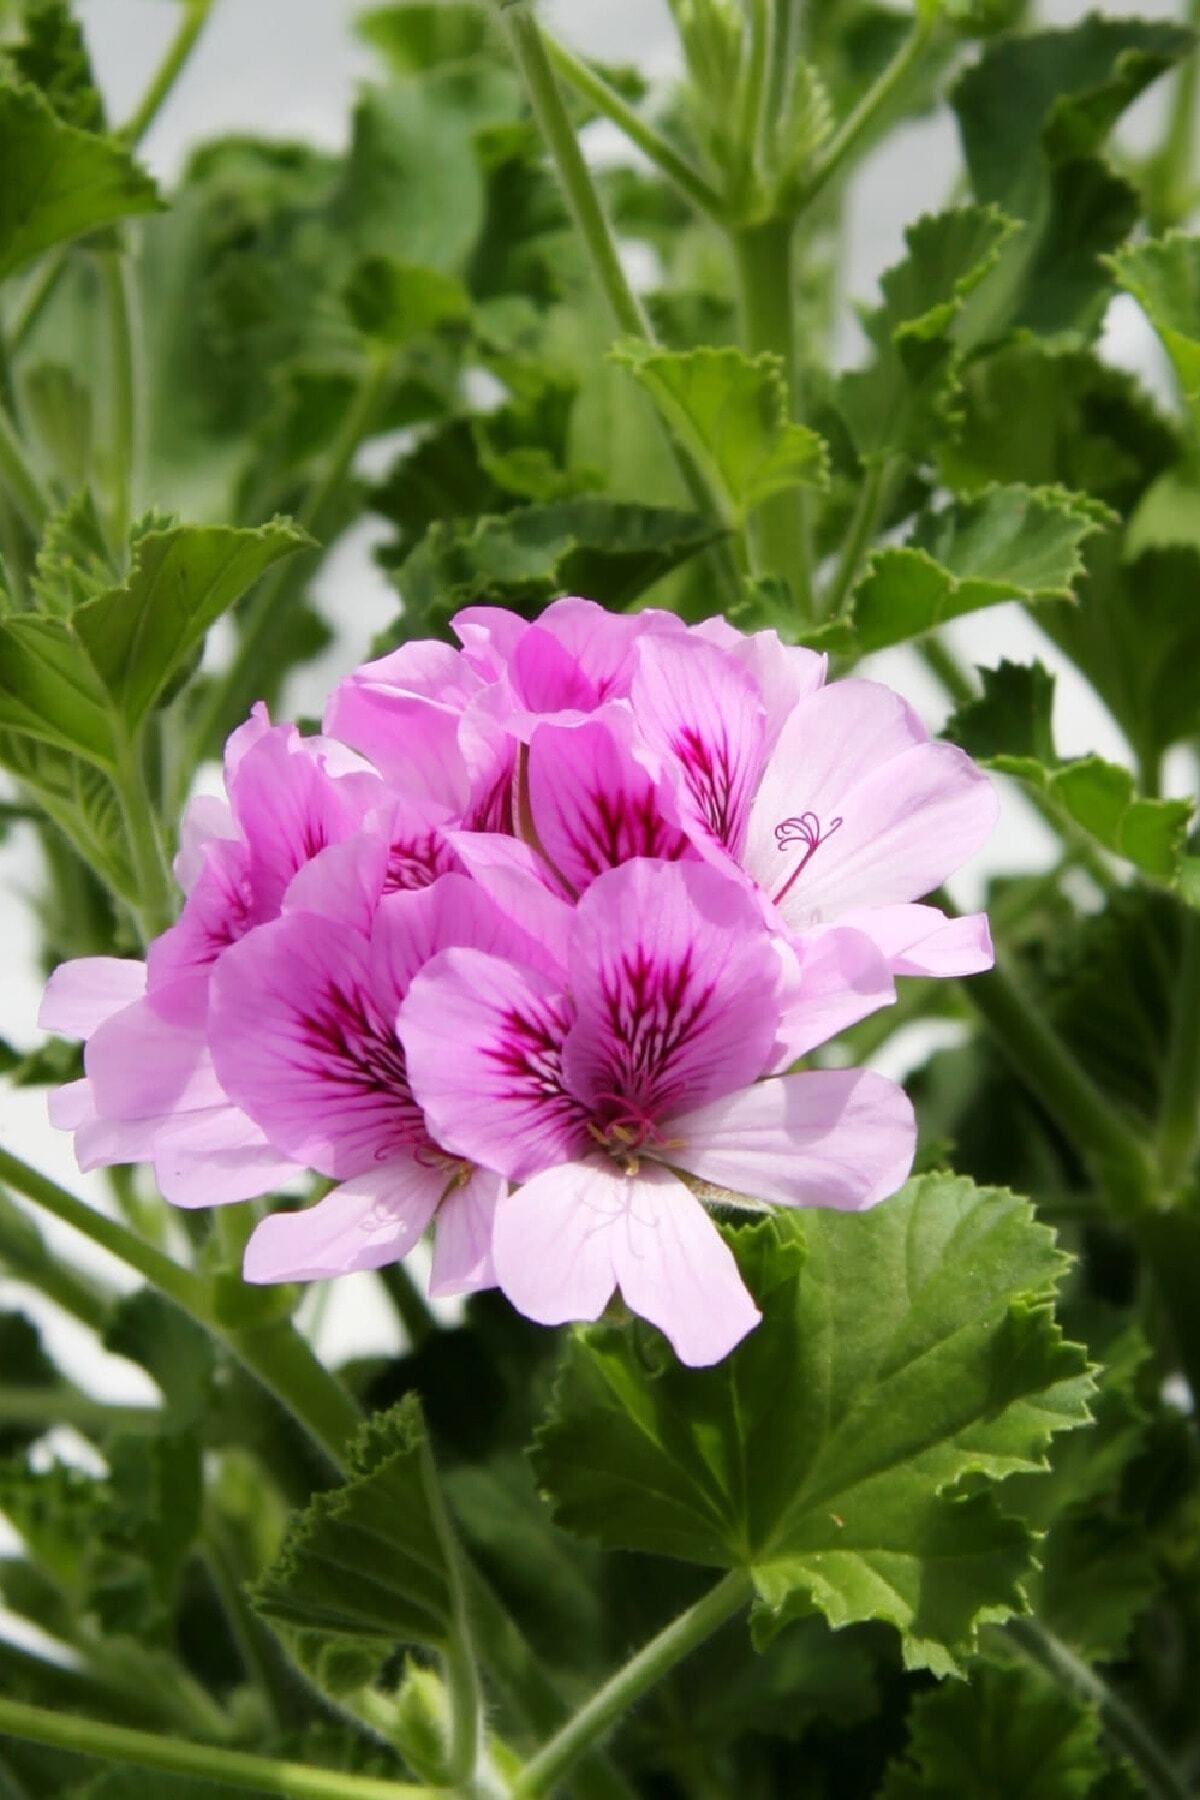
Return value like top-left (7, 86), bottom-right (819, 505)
top-left (41, 601), bottom-right (998, 1364)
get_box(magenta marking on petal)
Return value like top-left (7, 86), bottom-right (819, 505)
top-left (772, 810), bottom-right (843, 905)
top-left (673, 724), bottom-right (738, 845)
top-left (485, 995), bottom-right (586, 1134)
top-left (566, 785), bottom-right (688, 882)
top-left (296, 979), bottom-right (430, 1157)
top-left (597, 946), bottom-right (717, 1122)
top-left (384, 830), bottom-right (457, 893)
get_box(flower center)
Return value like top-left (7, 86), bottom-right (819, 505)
top-left (587, 1091), bottom-right (668, 1174)
top-left (771, 810), bottom-right (843, 906)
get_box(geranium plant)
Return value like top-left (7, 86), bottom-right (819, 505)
top-left (0, 0), bottom-right (1198, 1794)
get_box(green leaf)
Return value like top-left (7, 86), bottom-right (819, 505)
top-left (945, 661), bottom-right (1193, 883)
top-left (0, 615), bottom-right (118, 768)
top-left (879, 1661), bottom-right (1107, 1799)
top-left (838, 205), bottom-right (1021, 462)
top-left (22, 365), bottom-right (94, 491)
top-left (818, 486), bottom-right (1102, 654)
top-left (252, 1394), bottom-right (453, 1651)
top-left (612, 342), bottom-right (829, 523)
top-left (1108, 233), bottom-right (1200, 433)
top-left (72, 519), bottom-right (308, 733)
top-left (386, 499), bottom-right (723, 640)
top-left (30, 490), bottom-right (118, 618)
top-left (0, 731), bottom-right (133, 898)
top-left (343, 254), bottom-right (469, 347)
top-left (103, 1292), bottom-right (214, 1430)
top-left (535, 1176), bottom-right (1093, 1675)
top-left (10, 0), bottom-right (106, 132)
top-left (356, 2), bottom-right (500, 75)
top-left (0, 1315), bottom-right (60, 1456)
top-left (936, 342), bottom-right (1182, 515)
top-left (0, 79), bottom-right (160, 280)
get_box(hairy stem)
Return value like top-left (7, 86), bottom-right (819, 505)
top-left (1157, 906), bottom-right (1200, 1193)
top-left (379, 1260), bottom-right (438, 1349)
top-left (797, 10), bottom-right (937, 212)
top-left (514, 1570), bottom-right (754, 1798)
top-left (543, 34), bottom-right (723, 218)
top-left (824, 455), bottom-right (889, 618)
top-left (113, 734), bottom-right (176, 944)
top-left (101, 250), bottom-right (138, 552)
top-left (1009, 1617), bottom-right (1190, 1800)
top-left (735, 0), bottom-right (771, 175)
top-left (732, 218), bottom-right (812, 615)
top-left (0, 1697), bottom-right (435, 1800)
top-left (120, 0), bottom-right (217, 146)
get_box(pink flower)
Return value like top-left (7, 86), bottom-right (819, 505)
top-left (207, 866), bottom-right (562, 1296)
top-left (398, 858), bottom-right (915, 1365)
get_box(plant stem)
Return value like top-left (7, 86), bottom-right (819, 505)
top-left (0, 1147), bottom-right (209, 1313)
top-left (0, 1386), bottom-right (161, 1435)
top-left (766, 0), bottom-right (798, 129)
top-left (379, 1260), bottom-right (437, 1349)
top-left (120, 0), bottom-right (217, 146)
top-left (1157, 906), bottom-right (1200, 1192)
top-left (955, 949), bottom-right (1155, 1208)
top-left (113, 734), bottom-right (176, 944)
top-left (514, 1570), bottom-right (754, 1798)
top-left (797, 10), bottom-right (937, 212)
top-left (9, 252), bottom-right (67, 356)
top-left (223, 1316), bottom-right (362, 1473)
top-left (418, 1434), bottom-right (483, 1791)
top-left (732, 218), bottom-right (812, 615)
top-left (824, 455), bottom-right (888, 618)
top-left (542, 33), bottom-right (724, 219)
top-left (0, 400), bottom-right (48, 536)
top-left (0, 1200), bottom-right (114, 1331)
top-left (101, 250), bottom-right (138, 552)
top-left (184, 355), bottom-right (389, 773)
top-left (0, 1696), bottom-right (435, 1800)
top-left (1008, 1617), bottom-right (1190, 1800)
top-left (736, 0), bottom-right (771, 175)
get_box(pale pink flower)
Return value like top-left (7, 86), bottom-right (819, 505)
top-left (207, 866), bottom-right (560, 1296)
top-left (399, 858), bottom-right (915, 1365)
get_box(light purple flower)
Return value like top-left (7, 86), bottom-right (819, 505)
top-left (207, 868), bottom-right (561, 1296)
top-left (398, 858), bottom-right (915, 1365)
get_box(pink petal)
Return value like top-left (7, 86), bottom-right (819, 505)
top-left (325, 678), bottom-right (475, 812)
top-left (631, 636), bottom-right (767, 857)
top-left (229, 724), bottom-right (381, 919)
top-left (768, 742), bottom-right (1000, 927)
top-left (608, 1162), bottom-right (760, 1366)
top-left (281, 830), bottom-right (389, 934)
top-left (561, 859), bottom-right (783, 1121)
top-left (370, 871), bottom-right (544, 997)
top-left (525, 717), bottom-right (690, 897)
top-left (429, 1167), bottom-right (503, 1298)
top-left (775, 927), bottom-right (895, 1061)
top-left (84, 1002), bottom-right (223, 1121)
top-left (146, 837), bottom-right (253, 1022)
top-left (833, 904), bottom-right (995, 977)
top-left (174, 792), bottom-right (237, 893)
top-left (492, 1159), bottom-right (620, 1326)
top-left (48, 1078), bottom-right (94, 1130)
top-left (453, 605), bottom-right (529, 679)
top-left (39, 958), bottom-right (147, 1039)
top-left (742, 678), bottom-right (930, 903)
top-left (670, 1069), bottom-right (916, 1211)
top-left (210, 914), bottom-right (425, 1180)
top-left (693, 621), bottom-right (826, 749)
top-left (399, 948), bottom-right (586, 1180)
top-left (155, 1139), bottom-right (300, 1208)
top-left (444, 832), bottom-right (572, 972)
top-left (243, 1157), bottom-right (446, 1283)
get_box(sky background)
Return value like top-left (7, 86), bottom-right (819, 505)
top-left (0, 2), bottom-right (1192, 1424)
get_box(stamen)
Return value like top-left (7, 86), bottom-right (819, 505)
top-left (772, 810), bottom-right (843, 906)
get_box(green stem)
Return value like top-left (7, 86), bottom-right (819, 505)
top-left (514, 1571), bottom-right (754, 1798)
top-left (9, 252), bottom-right (67, 356)
top-left (184, 355), bottom-right (390, 774)
top-left (113, 735), bottom-right (176, 944)
top-left (223, 1317), bottom-right (362, 1473)
top-left (735, 0), bottom-right (771, 174)
top-left (496, 0), bottom-right (735, 575)
top-left (379, 1260), bottom-right (438, 1349)
top-left (1008, 1617), bottom-right (1190, 1800)
top-left (766, 0), bottom-right (798, 128)
top-left (824, 455), bottom-right (889, 619)
top-left (0, 400), bottom-right (49, 536)
top-left (418, 1435), bottom-right (483, 1790)
top-left (542, 34), bottom-right (724, 219)
top-left (797, 10), bottom-right (937, 212)
top-left (0, 1696), bottom-right (434, 1800)
top-left (0, 1147), bottom-right (209, 1314)
top-left (0, 1197), bottom-right (114, 1331)
top-left (0, 1387), bottom-right (161, 1436)
top-left (1157, 906), bottom-right (1200, 1192)
top-left (1144, 0), bottom-right (1200, 228)
top-left (101, 250), bottom-right (137, 552)
top-left (120, 0), bottom-right (217, 146)
top-left (732, 219), bottom-right (812, 615)
top-left (957, 949), bottom-right (1154, 1208)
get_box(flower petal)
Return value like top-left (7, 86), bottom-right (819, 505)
top-left (670, 1068), bottom-right (916, 1211)
top-left (85, 1002), bottom-right (223, 1121)
top-left (243, 1156), bottom-right (446, 1283)
top-left (399, 948), bottom-right (585, 1180)
top-left (831, 903), bottom-right (995, 978)
top-left (429, 1167), bottom-right (503, 1298)
top-left (693, 620), bottom-right (826, 749)
top-left (210, 914), bottom-right (424, 1180)
top-left (443, 832), bottom-right (572, 973)
top-left (229, 724), bottom-right (380, 918)
top-left (525, 716), bottom-right (690, 896)
top-left (39, 958), bottom-right (147, 1040)
top-left (561, 859), bottom-right (783, 1122)
top-left (155, 1138), bottom-right (300, 1208)
top-left (776, 926), bottom-right (896, 1061)
top-left (609, 1162), bottom-right (760, 1366)
top-left (631, 636), bottom-right (767, 856)
top-left (492, 1159), bottom-right (620, 1326)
